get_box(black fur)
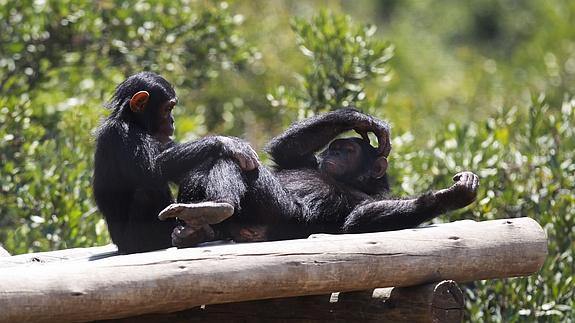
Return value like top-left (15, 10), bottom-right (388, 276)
top-left (176, 108), bottom-right (478, 244)
top-left (93, 72), bottom-right (259, 253)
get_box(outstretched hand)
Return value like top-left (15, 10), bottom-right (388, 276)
top-left (438, 171), bottom-right (480, 209)
top-left (451, 171), bottom-right (479, 198)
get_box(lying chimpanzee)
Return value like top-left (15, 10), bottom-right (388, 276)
top-left (159, 109), bottom-right (479, 246)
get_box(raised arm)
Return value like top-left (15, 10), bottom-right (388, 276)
top-left (265, 108), bottom-right (390, 169)
top-left (157, 136), bottom-right (259, 182)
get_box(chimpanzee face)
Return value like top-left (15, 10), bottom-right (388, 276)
top-left (319, 137), bottom-right (388, 183)
top-left (154, 98), bottom-right (177, 143)
top-left (319, 138), bottom-right (364, 178)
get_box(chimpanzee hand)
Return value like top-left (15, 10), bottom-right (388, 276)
top-left (437, 171), bottom-right (479, 210)
top-left (171, 224), bottom-right (215, 248)
top-left (348, 111), bottom-right (391, 157)
top-left (216, 136), bottom-right (259, 171)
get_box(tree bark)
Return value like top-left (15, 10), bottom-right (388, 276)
top-left (103, 280), bottom-right (464, 323)
top-left (0, 218), bottom-right (547, 323)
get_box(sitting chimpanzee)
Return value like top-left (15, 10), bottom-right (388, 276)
top-left (159, 108), bottom-right (479, 246)
top-left (92, 72), bottom-right (258, 254)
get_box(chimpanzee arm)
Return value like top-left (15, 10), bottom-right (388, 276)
top-left (266, 108), bottom-right (390, 169)
top-left (157, 136), bottom-right (258, 182)
top-left (342, 172), bottom-right (479, 232)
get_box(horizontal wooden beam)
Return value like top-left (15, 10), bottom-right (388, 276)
top-left (106, 280), bottom-right (464, 323)
top-left (0, 218), bottom-right (547, 322)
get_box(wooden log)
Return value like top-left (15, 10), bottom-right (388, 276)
top-left (0, 218), bottom-right (547, 322)
top-left (103, 280), bottom-right (464, 323)
top-left (0, 244), bottom-right (117, 268)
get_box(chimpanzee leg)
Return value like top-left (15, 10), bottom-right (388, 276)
top-left (123, 188), bottom-right (175, 253)
top-left (161, 158), bottom-right (246, 224)
top-left (156, 158), bottom-right (245, 247)
top-left (199, 159), bottom-right (303, 242)
top-left (174, 158), bottom-right (246, 206)
top-left (172, 158), bottom-right (302, 243)
top-left (232, 167), bottom-right (304, 241)
top-left (205, 158), bottom-right (248, 209)
top-left (180, 158), bottom-right (301, 222)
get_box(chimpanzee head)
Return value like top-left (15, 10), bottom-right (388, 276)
top-left (107, 72), bottom-right (177, 143)
top-left (318, 137), bottom-right (389, 192)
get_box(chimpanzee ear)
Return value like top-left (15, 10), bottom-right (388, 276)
top-left (129, 91), bottom-right (150, 113)
top-left (370, 156), bottom-right (388, 179)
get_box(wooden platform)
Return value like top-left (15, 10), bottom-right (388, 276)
top-left (0, 217), bottom-right (547, 323)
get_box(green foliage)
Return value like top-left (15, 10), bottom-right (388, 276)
top-left (268, 10), bottom-right (393, 118)
top-left (269, 9), bottom-right (574, 322)
top-left (0, 2), bottom-right (573, 322)
top-left (369, 0), bottom-right (575, 139)
top-left (0, 93), bottom-right (107, 252)
top-left (389, 96), bottom-right (574, 321)
top-left (0, 0), bottom-right (256, 94)
top-left (0, 0), bottom-right (256, 253)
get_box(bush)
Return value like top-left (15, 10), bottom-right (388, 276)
top-left (275, 12), bottom-right (574, 322)
top-left (1, 4), bottom-right (572, 322)
top-left (390, 96), bottom-right (574, 321)
top-left (267, 10), bottom-right (393, 120)
top-left (0, 0), bottom-right (255, 253)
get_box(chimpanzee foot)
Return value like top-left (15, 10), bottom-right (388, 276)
top-left (172, 224), bottom-right (215, 248)
top-left (158, 201), bottom-right (234, 226)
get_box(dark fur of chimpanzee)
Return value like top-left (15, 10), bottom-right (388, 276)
top-left (93, 72), bottom-right (256, 254)
top-left (176, 108), bottom-right (478, 244)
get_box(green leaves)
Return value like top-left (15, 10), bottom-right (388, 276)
top-left (0, 0), bottom-right (257, 254)
top-left (1, 4), bottom-right (573, 321)
top-left (390, 96), bottom-right (575, 322)
top-left (269, 10), bottom-right (394, 116)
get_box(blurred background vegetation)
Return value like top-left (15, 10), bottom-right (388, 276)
top-left (0, 0), bottom-right (573, 321)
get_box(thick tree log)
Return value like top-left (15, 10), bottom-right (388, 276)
top-left (0, 218), bottom-right (547, 322)
top-left (103, 280), bottom-right (464, 323)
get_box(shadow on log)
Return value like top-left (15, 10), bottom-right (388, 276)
top-left (103, 280), bottom-right (464, 323)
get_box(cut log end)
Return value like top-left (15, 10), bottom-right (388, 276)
top-left (431, 280), bottom-right (464, 323)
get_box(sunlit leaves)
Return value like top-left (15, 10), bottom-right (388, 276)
top-left (268, 10), bottom-right (394, 116)
top-left (0, 0), bottom-right (256, 254)
top-left (390, 96), bottom-right (575, 322)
